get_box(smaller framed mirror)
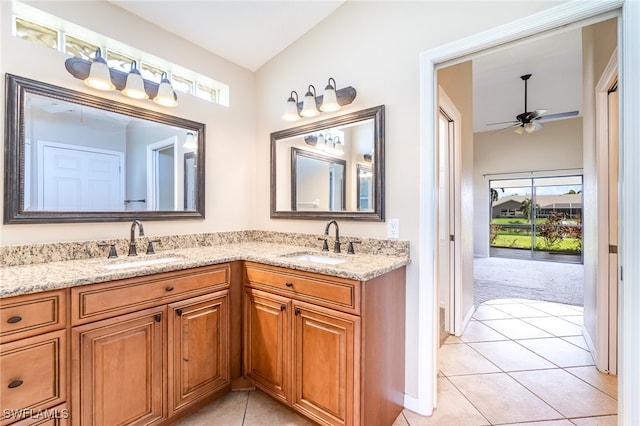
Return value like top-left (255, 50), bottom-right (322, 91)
top-left (271, 105), bottom-right (384, 221)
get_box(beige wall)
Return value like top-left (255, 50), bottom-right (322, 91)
top-left (254, 0), bottom-right (565, 399)
top-left (1, 0), bottom-right (569, 401)
top-left (473, 117), bottom-right (584, 257)
top-left (0, 1), bottom-right (257, 244)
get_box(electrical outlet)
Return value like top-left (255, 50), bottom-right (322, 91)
top-left (388, 219), bottom-right (400, 238)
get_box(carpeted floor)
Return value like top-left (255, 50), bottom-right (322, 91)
top-left (474, 256), bottom-right (584, 308)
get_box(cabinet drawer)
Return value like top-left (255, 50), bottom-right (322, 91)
top-left (0, 330), bottom-right (66, 426)
top-left (71, 264), bottom-right (229, 325)
top-left (244, 264), bottom-right (359, 313)
top-left (0, 290), bottom-right (66, 344)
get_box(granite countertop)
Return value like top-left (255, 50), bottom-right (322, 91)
top-left (0, 242), bottom-right (410, 298)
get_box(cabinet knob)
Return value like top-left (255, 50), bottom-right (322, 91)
top-left (7, 316), bottom-right (22, 324)
top-left (176, 308), bottom-right (183, 316)
top-left (154, 313), bottom-right (162, 322)
top-left (280, 304), bottom-right (286, 311)
top-left (8, 380), bottom-right (23, 389)
top-left (166, 286), bottom-right (174, 291)
top-left (285, 282), bottom-right (293, 287)
top-left (295, 308), bottom-right (301, 316)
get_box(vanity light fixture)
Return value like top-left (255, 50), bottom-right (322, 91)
top-left (122, 61), bottom-right (148, 99)
top-left (282, 91), bottom-right (301, 121)
top-left (322, 133), bottom-right (333, 152)
top-left (301, 85), bottom-right (320, 118)
top-left (334, 136), bottom-right (344, 155)
top-left (154, 72), bottom-right (178, 107)
top-left (320, 78), bottom-right (340, 112)
top-left (84, 48), bottom-right (115, 91)
top-left (282, 78), bottom-right (357, 121)
top-left (184, 132), bottom-right (198, 150)
top-left (65, 54), bottom-right (178, 107)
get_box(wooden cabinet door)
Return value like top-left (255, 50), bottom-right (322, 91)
top-left (168, 291), bottom-right (229, 414)
top-left (71, 306), bottom-right (165, 426)
top-left (243, 288), bottom-right (291, 404)
top-left (292, 302), bottom-right (359, 426)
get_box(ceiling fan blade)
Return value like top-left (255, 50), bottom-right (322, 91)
top-left (486, 120), bottom-right (519, 126)
top-left (525, 121), bottom-right (544, 134)
top-left (526, 109), bottom-right (547, 120)
top-left (491, 122), bottom-right (521, 135)
top-left (537, 110), bottom-right (579, 121)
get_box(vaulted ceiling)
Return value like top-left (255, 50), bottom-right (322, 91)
top-left (110, 1), bottom-right (583, 133)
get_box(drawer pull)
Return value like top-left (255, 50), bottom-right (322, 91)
top-left (176, 308), bottom-right (183, 316)
top-left (165, 286), bottom-right (174, 291)
top-left (155, 313), bottom-right (162, 322)
top-left (285, 282), bottom-right (293, 287)
top-left (280, 304), bottom-right (286, 311)
top-left (7, 316), bottom-right (22, 324)
top-left (295, 308), bottom-right (301, 316)
top-left (8, 380), bottom-right (23, 389)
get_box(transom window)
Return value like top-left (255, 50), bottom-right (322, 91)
top-left (11, 2), bottom-right (229, 107)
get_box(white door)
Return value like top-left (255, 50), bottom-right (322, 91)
top-left (607, 83), bottom-right (619, 374)
top-left (38, 141), bottom-right (124, 210)
top-left (438, 87), bottom-right (463, 336)
top-left (594, 52), bottom-right (618, 375)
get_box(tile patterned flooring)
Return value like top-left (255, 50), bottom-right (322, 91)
top-left (174, 298), bottom-right (618, 426)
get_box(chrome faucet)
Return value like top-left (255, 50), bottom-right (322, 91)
top-left (324, 220), bottom-right (341, 253)
top-left (128, 219), bottom-right (145, 256)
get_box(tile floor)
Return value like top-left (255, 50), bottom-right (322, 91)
top-left (174, 298), bottom-right (618, 426)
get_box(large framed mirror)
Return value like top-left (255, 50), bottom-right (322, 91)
top-left (4, 74), bottom-right (205, 224)
top-left (271, 105), bottom-right (384, 221)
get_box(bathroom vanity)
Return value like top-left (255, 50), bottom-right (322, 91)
top-left (0, 235), bottom-right (408, 426)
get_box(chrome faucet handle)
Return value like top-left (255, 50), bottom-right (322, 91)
top-left (146, 239), bottom-right (161, 255)
top-left (97, 242), bottom-right (118, 259)
top-left (317, 236), bottom-right (329, 251)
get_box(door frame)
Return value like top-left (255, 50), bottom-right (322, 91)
top-left (594, 49), bottom-right (618, 374)
top-left (146, 137), bottom-right (177, 210)
top-left (437, 87), bottom-right (463, 337)
top-left (415, 1), bottom-right (639, 423)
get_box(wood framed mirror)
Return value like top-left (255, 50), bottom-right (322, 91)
top-left (271, 105), bottom-right (384, 221)
top-left (4, 74), bottom-right (206, 224)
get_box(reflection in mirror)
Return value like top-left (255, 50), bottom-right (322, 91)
top-left (357, 163), bottom-right (373, 211)
top-left (291, 148), bottom-right (346, 211)
top-left (271, 105), bottom-right (384, 221)
top-left (184, 152), bottom-right (197, 210)
top-left (4, 74), bottom-right (205, 223)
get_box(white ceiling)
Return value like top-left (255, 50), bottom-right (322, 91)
top-left (110, 1), bottom-right (345, 72)
top-left (472, 29), bottom-right (583, 133)
top-left (110, 1), bottom-right (583, 133)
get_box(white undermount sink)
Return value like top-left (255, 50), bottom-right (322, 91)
top-left (284, 253), bottom-right (347, 265)
top-left (103, 256), bottom-right (182, 270)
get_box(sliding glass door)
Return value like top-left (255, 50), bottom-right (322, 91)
top-left (489, 175), bottom-right (583, 263)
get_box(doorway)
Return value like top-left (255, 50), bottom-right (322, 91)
top-left (438, 87), bottom-right (462, 339)
top-left (414, 2), bottom-right (631, 419)
top-left (146, 137), bottom-right (177, 210)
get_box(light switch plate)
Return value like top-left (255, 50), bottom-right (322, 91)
top-left (388, 219), bottom-right (400, 238)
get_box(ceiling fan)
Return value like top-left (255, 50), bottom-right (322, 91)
top-left (488, 74), bottom-right (579, 135)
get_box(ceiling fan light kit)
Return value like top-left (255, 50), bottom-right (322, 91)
top-left (488, 73), bottom-right (579, 135)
